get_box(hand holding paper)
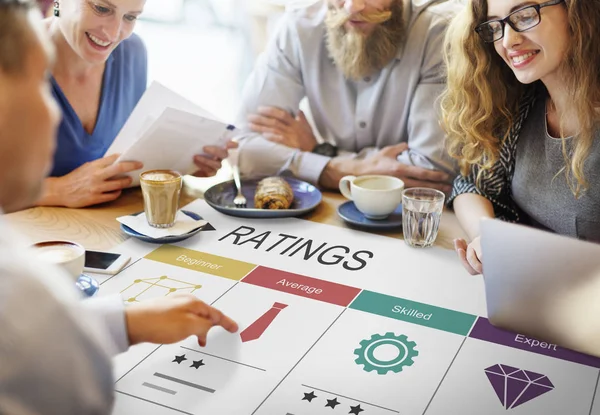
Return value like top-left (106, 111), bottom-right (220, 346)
top-left (193, 141), bottom-right (239, 177)
top-left (105, 81), bottom-right (238, 187)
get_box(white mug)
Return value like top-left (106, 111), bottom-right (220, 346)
top-left (32, 240), bottom-right (86, 281)
top-left (339, 175), bottom-right (404, 220)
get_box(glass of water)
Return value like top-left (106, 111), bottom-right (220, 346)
top-left (402, 188), bottom-right (445, 248)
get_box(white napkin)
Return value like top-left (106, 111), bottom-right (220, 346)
top-left (117, 211), bottom-right (207, 239)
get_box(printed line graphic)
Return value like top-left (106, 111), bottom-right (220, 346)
top-left (116, 391), bottom-right (193, 415)
top-left (153, 372), bottom-right (215, 393)
top-left (142, 382), bottom-right (177, 395)
top-left (180, 346), bottom-right (266, 372)
top-left (121, 275), bottom-right (202, 303)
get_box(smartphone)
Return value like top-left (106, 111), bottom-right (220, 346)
top-left (84, 250), bottom-right (131, 275)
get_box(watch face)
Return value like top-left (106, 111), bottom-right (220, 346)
top-left (313, 143), bottom-right (338, 157)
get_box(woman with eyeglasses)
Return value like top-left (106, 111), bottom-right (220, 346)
top-left (440, 0), bottom-right (600, 274)
top-left (36, 0), bottom-right (234, 209)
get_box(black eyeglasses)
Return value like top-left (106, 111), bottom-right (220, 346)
top-left (475, 0), bottom-right (565, 43)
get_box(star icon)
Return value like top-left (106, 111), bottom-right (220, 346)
top-left (190, 359), bottom-right (205, 369)
top-left (302, 391), bottom-right (317, 402)
top-left (172, 354), bottom-right (187, 364)
top-left (325, 398), bottom-right (340, 409)
top-left (349, 404), bottom-right (365, 414)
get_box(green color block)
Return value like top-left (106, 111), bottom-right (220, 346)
top-left (350, 290), bottom-right (476, 336)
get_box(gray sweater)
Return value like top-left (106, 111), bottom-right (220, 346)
top-left (512, 96), bottom-right (600, 242)
top-left (450, 87), bottom-right (600, 243)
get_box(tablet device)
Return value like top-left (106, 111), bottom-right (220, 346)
top-left (481, 219), bottom-right (600, 357)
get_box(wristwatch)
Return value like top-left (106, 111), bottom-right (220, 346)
top-left (312, 142), bottom-right (338, 157)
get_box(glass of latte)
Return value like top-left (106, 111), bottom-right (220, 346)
top-left (140, 170), bottom-right (183, 228)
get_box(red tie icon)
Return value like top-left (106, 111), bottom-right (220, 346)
top-left (240, 302), bottom-right (288, 343)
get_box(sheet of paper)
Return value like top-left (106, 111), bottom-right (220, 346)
top-left (105, 80), bottom-right (224, 157)
top-left (104, 81), bottom-right (237, 187)
top-left (117, 107), bottom-right (237, 187)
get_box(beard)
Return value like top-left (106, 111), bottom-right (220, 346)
top-left (325, 1), bottom-right (405, 81)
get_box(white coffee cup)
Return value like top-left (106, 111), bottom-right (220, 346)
top-left (339, 175), bottom-right (404, 220)
top-left (32, 240), bottom-right (85, 281)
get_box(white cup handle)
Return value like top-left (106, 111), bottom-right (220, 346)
top-left (339, 175), bottom-right (356, 200)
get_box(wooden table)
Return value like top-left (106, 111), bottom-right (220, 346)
top-left (4, 186), bottom-right (466, 251)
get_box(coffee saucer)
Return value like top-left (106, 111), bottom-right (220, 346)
top-left (337, 201), bottom-right (403, 229)
top-left (120, 210), bottom-right (208, 244)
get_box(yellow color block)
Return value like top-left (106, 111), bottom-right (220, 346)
top-left (145, 245), bottom-right (256, 281)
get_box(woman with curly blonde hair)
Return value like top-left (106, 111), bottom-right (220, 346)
top-left (441, 0), bottom-right (600, 275)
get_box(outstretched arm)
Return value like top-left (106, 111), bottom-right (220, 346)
top-left (452, 193), bottom-right (495, 275)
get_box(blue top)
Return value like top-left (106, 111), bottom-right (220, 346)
top-left (50, 33), bottom-right (147, 177)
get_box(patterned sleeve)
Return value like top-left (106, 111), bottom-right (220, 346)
top-left (447, 154), bottom-right (520, 222)
top-left (446, 90), bottom-right (538, 222)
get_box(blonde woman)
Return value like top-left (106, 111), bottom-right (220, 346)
top-left (441, 0), bottom-right (600, 274)
top-left (36, 0), bottom-right (234, 209)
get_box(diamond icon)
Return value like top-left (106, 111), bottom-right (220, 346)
top-left (485, 364), bottom-right (554, 409)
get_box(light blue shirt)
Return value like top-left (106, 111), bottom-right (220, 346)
top-left (236, 0), bottom-right (461, 184)
top-left (50, 34), bottom-right (147, 177)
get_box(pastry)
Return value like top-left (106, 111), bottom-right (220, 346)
top-left (254, 177), bottom-right (294, 209)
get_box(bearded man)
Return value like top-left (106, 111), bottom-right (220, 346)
top-left (235, 0), bottom-right (461, 191)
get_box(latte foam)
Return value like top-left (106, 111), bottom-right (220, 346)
top-left (141, 172), bottom-right (178, 182)
top-left (34, 244), bottom-right (83, 264)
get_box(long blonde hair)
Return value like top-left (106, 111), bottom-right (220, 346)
top-left (441, 0), bottom-right (600, 196)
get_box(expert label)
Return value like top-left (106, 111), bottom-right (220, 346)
top-left (515, 334), bottom-right (558, 351)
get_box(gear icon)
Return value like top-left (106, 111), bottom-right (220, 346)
top-left (354, 332), bottom-right (418, 375)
